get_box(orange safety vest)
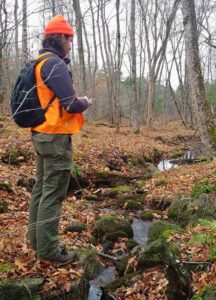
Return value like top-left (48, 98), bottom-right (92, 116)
top-left (31, 53), bottom-right (84, 134)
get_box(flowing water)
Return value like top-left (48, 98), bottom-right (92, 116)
top-left (88, 218), bottom-right (151, 299)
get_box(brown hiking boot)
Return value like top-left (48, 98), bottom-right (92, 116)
top-left (49, 250), bottom-right (77, 266)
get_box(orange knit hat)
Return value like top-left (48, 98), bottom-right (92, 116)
top-left (44, 15), bottom-right (74, 36)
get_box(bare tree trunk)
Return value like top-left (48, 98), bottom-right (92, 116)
top-left (22, 0), bottom-right (28, 65)
top-left (73, 0), bottom-right (87, 93)
top-left (51, 0), bottom-right (56, 16)
top-left (89, 0), bottom-right (98, 118)
top-left (14, 0), bottom-right (19, 63)
top-left (0, 0), bottom-right (7, 115)
top-left (115, 0), bottom-right (121, 132)
top-left (182, 0), bottom-right (216, 151)
top-left (138, 0), bottom-right (181, 129)
top-left (130, 0), bottom-right (139, 133)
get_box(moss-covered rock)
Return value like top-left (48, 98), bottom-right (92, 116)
top-left (90, 169), bottom-right (134, 187)
top-left (123, 200), bottom-right (143, 210)
top-left (115, 256), bottom-right (129, 276)
top-left (106, 185), bottom-right (133, 197)
top-left (93, 214), bottom-right (133, 240)
top-left (148, 220), bottom-right (184, 243)
top-left (77, 249), bottom-right (102, 280)
top-left (68, 164), bottom-right (88, 192)
top-left (0, 277), bottom-right (44, 300)
top-left (125, 239), bottom-right (138, 251)
top-left (168, 197), bottom-right (189, 219)
top-left (168, 194), bottom-right (216, 227)
top-left (144, 148), bottom-right (163, 164)
top-left (0, 181), bottom-right (13, 192)
top-left (17, 176), bottom-right (35, 192)
top-left (138, 239), bottom-right (164, 268)
top-left (146, 163), bottom-right (159, 176)
top-left (64, 221), bottom-right (87, 233)
top-left (106, 194), bottom-right (146, 208)
top-left (105, 231), bottom-right (129, 242)
top-left (138, 238), bottom-right (181, 269)
top-left (0, 200), bottom-right (9, 214)
top-left (166, 267), bottom-right (190, 300)
top-left (1, 148), bottom-right (31, 165)
top-left (104, 272), bottom-right (141, 292)
top-left (141, 210), bottom-right (162, 221)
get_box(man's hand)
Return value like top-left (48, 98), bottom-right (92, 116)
top-left (83, 96), bottom-right (93, 107)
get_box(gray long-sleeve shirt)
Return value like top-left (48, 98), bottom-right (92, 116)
top-left (39, 47), bottom-right (88, 114)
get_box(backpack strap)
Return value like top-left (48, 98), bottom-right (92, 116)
top-left (34, 52), bottom-right (57, 113)
top-left (34, 52), bottom-right (56, 64)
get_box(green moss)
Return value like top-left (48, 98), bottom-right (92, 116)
top-left (73, 151), bottom-right (86, 160)
top-left (144, 148), bottom-right (163, 164)
top-left (138, 239), bottom-right (164, 267)
top-left (124, 200), bottom-right (143, 210)
top-left (191, 296), bottom-right (203, 300)
top-left (107, 185), bottom-right (133, 196)
top-left (199, 284), bottom-right (216, 300)
top-left (64, 221), bottom-right (87, 233)
top-left (162, 229), bottom-right (175, 239)
top-left (125, 239), bottom-right (138, 250)
top-left (0, 181), bottom-right (13, 192)
top-left (148, 220), bottom-right (184, 243)
top-left (141, 211), bottom-right (154, 221)
top-left (188, 233), bottom-right (213, 246)
top-left (105, 231), bottom-right (129, 242)
top-left (105, 272), bottom-right (140, 292)
top-left (116, 256), bottom-right (129, 275)
top-left (93, 214), bottom-right (133, 240)
top-left (0, 262), bottom-right (13, 273)
top-left (1, 148), bottom-right (31, 165)
top-left (190, 181), bottom-right (216, 199)
top-left (77, 249), bottom-right (101, 280)
top-left (155, 178), bottom-right (168, 186)
top-left (0, 278), bottom-right (44, 300)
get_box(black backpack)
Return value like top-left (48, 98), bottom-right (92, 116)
top-left (10, 53), bottom-right (55, 128)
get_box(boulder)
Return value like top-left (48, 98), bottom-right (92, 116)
top-left (168, 194), bottom-right (216, 227)
top-left (106, 185), bottom-right (133, 197)
top-left (64, 221), bottom-right (87, 233)
top-left (17, 176), bottom-right (35, 192)
top-left (138, 239), bottom-right (164, 267)
top-left (77, 249), bottom-right (102, 280)
top-left (148, 220), bottom-right (184, 243)
top-left (93, 214), bottom-right (133, 240)
top-left (141, 210), bottom-right (162, 221)
top-left (0, 278), bottom-right (44, 300)
top-left (1, 148), bottom-right (31, 165)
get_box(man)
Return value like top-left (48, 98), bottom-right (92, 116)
top-left (28, 15), bottom-right (92, 265)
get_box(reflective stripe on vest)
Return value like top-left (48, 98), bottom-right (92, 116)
top-left (31, 53), bottom-right (84, 134)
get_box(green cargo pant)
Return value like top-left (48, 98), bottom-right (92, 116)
top-left (28, 132), bottom-right (72, 259)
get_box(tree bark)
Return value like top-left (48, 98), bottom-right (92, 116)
top-left (73, 0), bottom-right (87, 94)
top-left (22, 0), bottom-right (28, 65)
top-left (182, 0), bottom-right (216, 151)
top-left (130, 0), bottom-right (139, 133)
top-left (115, 0), bottom-right (121, 132)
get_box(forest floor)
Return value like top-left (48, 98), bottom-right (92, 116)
top-left (0, 118), bottom-right (216, 299)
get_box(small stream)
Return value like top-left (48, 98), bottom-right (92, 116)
top-left (132, 218), bottom-right (151, 246)
top-left (88, 218), bottom-right (150, 300)
top-left (158, 150), bottom-right (201, 171)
